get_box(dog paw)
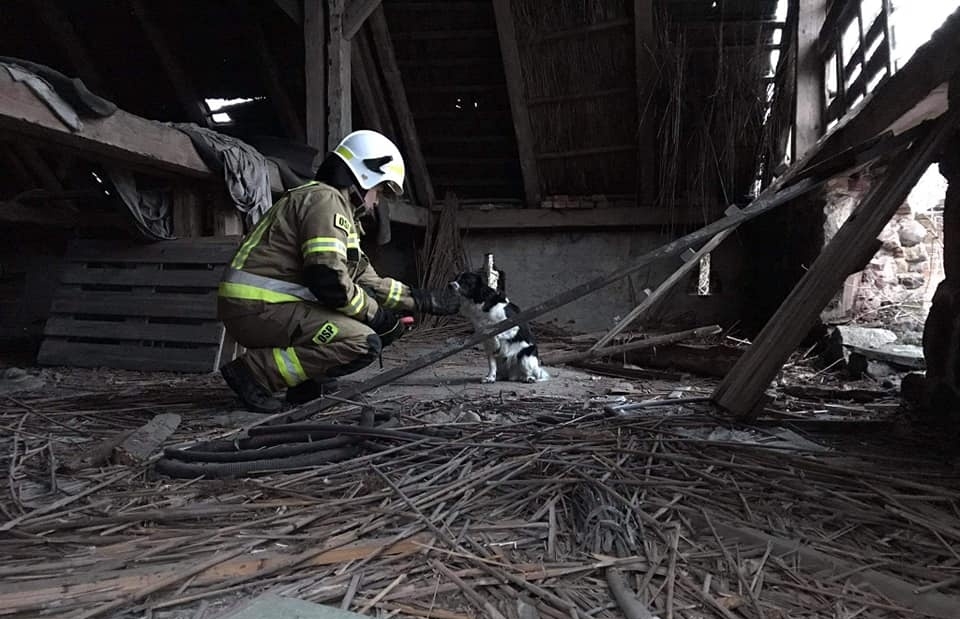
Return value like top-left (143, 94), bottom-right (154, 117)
top-left (524, 376), bottom-right (537, 383)
top-left (481, 376), bottom-right (496, 384)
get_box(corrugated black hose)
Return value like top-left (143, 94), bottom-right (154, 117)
top-left (154, 408), bottom-right (407, 479)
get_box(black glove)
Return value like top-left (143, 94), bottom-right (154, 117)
top-left (368, 307), bottom-right (404, 348)
top-left (411, 288), bottom-right (461, 316)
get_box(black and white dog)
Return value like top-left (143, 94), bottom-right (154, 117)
top-left (450, 271), bottom-right (550, 384)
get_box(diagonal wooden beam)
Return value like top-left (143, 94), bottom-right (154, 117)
top-left (351, 33), bottom-right (384, 132)
top-left (272, 0), bottom-right (302, 24)
top-left (491, 0), bottom-right (541, 207)
top-left (713, 109), bottom-right (960, 418)
top-left (304, 0), bottom-right (327, 150)
top-left (129, 0), bottom-right (210, 127)
top-left (247, 12), bottom-right (304, 140)
top-left (28, 0), bottom-right (108, 97)
top-left (368, 7), bottom-right (434, 206)
top-left (344, 0), bottom-right (383, 40)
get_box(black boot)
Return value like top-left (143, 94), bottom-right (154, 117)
top-left (220, 359), bottom-right (283, 413)
top-left (285, 376), bottom-right (339, 406)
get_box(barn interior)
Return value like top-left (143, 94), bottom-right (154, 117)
top-left (2, 0), bottom-right (960, 617)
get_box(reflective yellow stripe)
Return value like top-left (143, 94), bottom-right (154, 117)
top-left (338, 287), bottom-right (366, 317)
top-left (218, 282), bottom-right (302, 304)
top-left (302, 237), bottom-right (348, 258)
top-left (231, 200), bottom-right (283, 269)
top-left (346, 234), bottom-right (360, 250)
top-left (335, 144), bottom-right (355, 161)
top-left (273, 347), bottom-right (307, 387)
top-left (384, 279), bottom-right (403, 308)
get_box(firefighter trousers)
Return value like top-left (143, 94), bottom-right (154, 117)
top-left (221, 302), bottom-right (381, 393)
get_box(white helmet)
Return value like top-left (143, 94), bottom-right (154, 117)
top-left (332, 130), bottom-right (405, 196)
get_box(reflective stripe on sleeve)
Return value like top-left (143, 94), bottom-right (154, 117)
top-left (384, 279), bottom-right (404, 308)
top-left (338, 287), bottom-right (367, 317)
top-left (302, 237), bottom-right (348, 258)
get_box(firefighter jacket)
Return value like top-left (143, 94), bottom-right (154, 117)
top-left (217, 181), bottom-right (416, 322)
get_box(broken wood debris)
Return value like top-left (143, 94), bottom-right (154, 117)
top-left (2, 369), bottom-right (960, 618)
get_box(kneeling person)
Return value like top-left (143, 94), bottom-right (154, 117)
top-left (217, 130), bottom-right (458, 412)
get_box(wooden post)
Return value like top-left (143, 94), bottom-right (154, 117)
top-left (172, 186), bottom-right (203, 237)
top-left (304, 0), bottom-right (327, 151)
top-left (794, 0), bottom-right (828, 160)
top-left (368, 7), bottom-right (435, 206)
top-left (921, 75), bottom-right (960, 411)
top-left (130, 0), bottom-right (210, 127)
top-left (714, 108), bottom-right (960, 418)
top-left (634, 0), bottom-right (657, 206)
top-left (327, 0), bottom-right (352, 147)
top-left (356, 29), bottom-right (396, 138)
top-left (492, 0), bottom-right (541, 207)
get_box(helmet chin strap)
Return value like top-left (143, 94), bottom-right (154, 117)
top-left (347, 184), bottom-right (366, 214)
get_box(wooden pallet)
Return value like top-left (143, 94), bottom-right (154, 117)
top-left (38, 238), bottom-right (239, 373)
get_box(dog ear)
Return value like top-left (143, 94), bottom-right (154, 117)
top-left (495, 268), bottom-right (506, 294)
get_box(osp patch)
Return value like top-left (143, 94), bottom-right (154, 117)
top-left (313, 321), bottom-right (340, 345)
top-left (334, 213), bottom-right (352, 234)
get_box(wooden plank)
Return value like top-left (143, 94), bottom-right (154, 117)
top-left (50, 291), bottom-right (219, 320)
top-left (129, 0), bottom-right (210, 127)
top-left (0, 535), bottom-right (428, 614)
top-left (58, 264), bottom-right (224, 288)
top-left (43, 317), bottom-right (224, 345)
top-left (794, 0), bottom-right (827, 160)
top-left (523, 18), bottom-right (633, 45)
top-left (64, 239), bottom-right (238, 264)
top-left (492, 0), bottom-right (540, 207)
top-left (304, 0), bottom-right (327, 150)
top-left (369, 7), bottom-right (435, 206)
top-left (714, 109), bottom-right (960, 418)
top-left (344, 0), bottom-right (383, 39)
top-left (114, 414), bottom-right (182, 465)
top-left (327, 0), bottom-right (352, 147)
top-left (172, 186), bottom-right (204, 237)
top-left (37, 340), bottom-right (218, 373)
top-left (382, 199), bottom-right (429, 227)
top-left (634, 0), bottom-right (656, 206)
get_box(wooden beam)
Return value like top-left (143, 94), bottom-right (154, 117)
top-left (304, 0), bottom-right (327, 150)
top-left (368, 7), bottom-right (435, 206)
top-left (0, 69), bottom-right (285, 192)
top-left (351, 34), bottom-right (385, 132)
top-left (382, 199), bottom-right (429, 227)
top-left (634, 0), bottom-right (657, 206)
top-left (344, 0), bottom-right (382, 39)
top-left (248, 13), bottom-right (305, 141)
top-left (273, 0), bottom-right (302, 23)
top-left (355, 29), bottom-right (396, 138)
top-left (492, 0), bottom-right (541, 207)
top-left (456, 206), bottom-right (712, 230)
top-left (794, 0), bottom-right (827, 159)
top-left (129, 0), bottom-right (210, 127)
top-left (327, 0), bottom-right (352, 147)
top-left (714, 109), bottom-right (960, 418)
top-left (28, 0), bottom-right (107, 96)
top-left (0, 200), bottom-right (75, 227)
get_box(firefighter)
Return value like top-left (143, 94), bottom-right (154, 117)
top-left (216, 130), bottom-right (459, 412)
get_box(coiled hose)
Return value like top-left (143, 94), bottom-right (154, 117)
top-left (154, 408), bottom-right (410, 479)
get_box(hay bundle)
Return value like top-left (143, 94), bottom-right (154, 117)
top-left (416, 192), bottom-right (468, 328)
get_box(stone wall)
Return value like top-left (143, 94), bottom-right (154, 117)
top-left (822, 166), bottom-right (947, 343)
